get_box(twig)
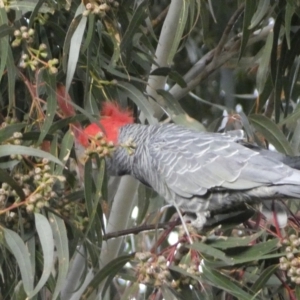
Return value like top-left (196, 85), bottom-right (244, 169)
top-left (103, 219), bottom-right (181, 241)
top-left (213, 3), bottom-right (245, 62)
top-left (151, 5), bottom-right (169, 28)
top-left (264, 90), bottom-right (275, 118)
top-left (170, 23), bottom-right (274, 101)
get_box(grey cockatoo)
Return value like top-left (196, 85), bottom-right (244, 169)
top-left (77, 103), bottom-right (300, 229)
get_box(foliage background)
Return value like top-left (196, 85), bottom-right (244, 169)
top-left (1, 0), bottom-right (300, 299)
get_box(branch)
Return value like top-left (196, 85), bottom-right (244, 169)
top-left (213, 3), bottom-right (245, 61)
top-left (146, 0), bottom-right (184, 118)
top-left (102, 219), bottom-right (181, 240)
top-left (170, 23), bottom-right (274, 101)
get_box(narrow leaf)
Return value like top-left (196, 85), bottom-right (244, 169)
top-left (37, 71), bottom-right (57, 145)
top-left (249, 114), bottom-right (294, 155)
top-left (256, 31), bottom-right (273, 93)
top-left (189, 242), bottom-right (234, 265)
top-left (66, 9), bottom-right (87, 91)
top-left (202, 266), bottom-right (253, 300)
top-left (0, 145), bottom-right (63, 166)
top-left (49, 213), bottom-right (69, 300)
top-left (4, 229), bottom-right (34, 295)
top-left (285, 1), bottom-right (294, 49)
top-left (239, 0), bottom-right (256, 60)
top-left (120, 1), bottom-right (148, 51)
top-left (251, 264), bottom-right (278, 293)
top-left (0, 8), bottom-right (9, 81)
top-left (81, 254), bottom-right (133, 299)
top-left (249, 0), bottom-right (270, 29)
top-left (207, 231), bottom-right (265, 250)
top-left (29, 214), bottom-right (54, 297)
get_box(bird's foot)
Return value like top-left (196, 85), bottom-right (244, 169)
top-left (187, 212), bottom-right (208, 231)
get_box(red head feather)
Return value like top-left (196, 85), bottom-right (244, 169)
top-left (77, 102), bottom-right (134, 146)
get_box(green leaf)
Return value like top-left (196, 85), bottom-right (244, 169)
top-left (202, 266), bottom-right (254, 300)
top-left (37, 70), bottom-right (57, 145)
top-left (4, 228), bottom-right (34, 295)
top-left (8, 0), bottom-right (54, 14)
top-left (0, 23), bottom-right (13, 38)
top-left (104, 18), bottom-right (121, 67)
top-left (28, 0), bottom-right (48, 28)
top-left (285, 4), bottom-right (294, 49)
top-left (84, 157), bottom-right (105, 241)
top-left (172, 113), bottom-right (206, 132)
top-left (48, 115), bottom-right (87, 134)
top-left (0, 8), bottom-right (9, 82)
top-left (55, 130), bottom-right (74, 174)
top-left (12, 281), bottom-right (27, 300)
top-left (206, 231), bottom-right (265, 250)
top-left (156, 89), bottom-right (186, 117)
top-left (239, 0), bottom-right (256, 60)
top-left (251, 264), bottom-right (278, 293)
top-left (169, 70), bottom-right (187, 88)
top-left (120, 282), bottom-right (140, 300)
top-left (167, 1), bottom-right (189, 65)
top-left (249, 0), bottom-right (270, 29)
top-left (81, 254), bottom-right (133, 299)
top-left (6, 43), bottom-right (16, 113)
top-left (62, 13), bottom-right (82, 72)
top-left (189, 242), bottom-right (234, 265)
top-left (65, 9), bottom-right (87, 92)
top-left (49, 213), bottom-right (69, 300)
top-left (249, 114), bottom-right (294, 155)
top-left (137, 184), bottom-right (150, 225)
top-left (28, 214), bottom-right (54, 297)
top-left (229, 238), bottom-right (279, 264)
top-left (120, 1), bottom-right (148, 51)
top-left (0, 145), bottom-right (63, 166)
top-left (84, 157), bottom-right (94, 218)
top-left (150, 67), bottom-right (171, 76)
top-left (256, 30), bottom-right (273, 93)
top-left (296, 285), bottom-right (300, 300)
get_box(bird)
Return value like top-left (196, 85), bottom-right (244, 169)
top-left (76, 102), bottom-right (300, 230)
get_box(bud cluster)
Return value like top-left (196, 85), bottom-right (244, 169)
top-left (1, 128), bottom-right (24, 160)
top-left (35, 13), bottom-right (49, 25)
top-left (12, 25), bottom-right (59, 74)
top-left (120, 138), bottom-right (136, 156)
top-left (19, 43), bottom-right (59, 74)
top-left (2, 0), bottom-right (10, 12)
top-left (0, 116), bottom-right (18, 128)
top-left (170, 262), bottom-right (201, 290)
top-left (0, 158), bottom-right (66, 231)
top-left (134, 252), bottom-right (201, 289)
top-left (12, 26), bottom-right (35, 47)
top-left (135, 252), bottom-right (172, 287)
top-left (52, 200), bottom-right (88, 231)
top-left (83, 0), bottom-right (119, 17)
top-left (279, 234), bottom-right (300, 284)
top-left (25, 159), bottom-right (66, 214)
top-left (84, 132), bottom-right (115, 159)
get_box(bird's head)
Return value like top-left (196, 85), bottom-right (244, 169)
top-left (77, 102), bottom-right (134, 147)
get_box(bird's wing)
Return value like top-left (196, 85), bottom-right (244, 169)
top-left (149, 126), bottom-right (294, 198)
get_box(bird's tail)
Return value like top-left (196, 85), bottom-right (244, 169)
top-left (274, 185), bottom-right (300, 198)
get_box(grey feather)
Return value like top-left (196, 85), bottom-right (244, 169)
top-left (105, 123), bottom-right (300, 229)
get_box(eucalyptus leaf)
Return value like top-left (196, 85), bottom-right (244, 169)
top-left (249, 114), bottom-right (294, 155)
top-left (28, 214), bottom-right (54, 297)
top-left (0, 145), bottom-right (63, 166)
top-left (4, 229), bottom-right (34, 295)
